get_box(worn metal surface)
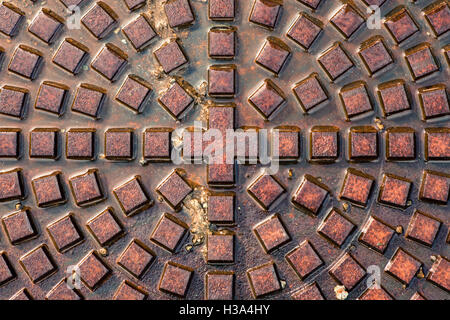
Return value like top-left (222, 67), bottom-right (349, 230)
top-left (0, 0), bottom-right (449, 300)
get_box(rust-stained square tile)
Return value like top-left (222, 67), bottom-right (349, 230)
top-left (317, 208), bottom-right (355, 248)
top-left (444, 44), bottom-right (450, 65)
top-left (52, 38), bottom-right (89, 75)
top-left (384, 6), bottom-right (419, 44)
top-left (339, 81), bottom-right (373, 120)
top-left (247, 174), bottom-right (285, 210)
top-left (115, 75), bottom-right (152, 113)
top-left (247, 261), bottom-right (281, 298)
top-left (113, 175), bottom-right (152, 216)
top-left (359, 216), bottom-right (394, 254)
top-left (77, 250), bottom-right (110, 291)
top-left (150, 212), bottom-right (188, 253)
top-left (158, 261), bottom-right (193, 297)
top-left (71, 83), bottom-right (106, 119)
top-left (361, 0), bottom-right (387, 6)
top-left (329, 253), bottom-right (366, 290)
top-left (122, 14), bottom-right (157, 52)
top-left (249, 79), bottom-right (285, 120)
top-left (158, 81), bottom-right (193, 120)
top-left (410, 292), bottom-right (427, 300)
top-left (164, 0), bottom-right (195, 28)
top-left (31, 171), bottom-right (66, 208)
top-left (287, 12), bottom-right (322, 51)
top-left (205, 271), bottom-right (234, 300)
top-left (86, 207), bottom-right (124, 246)
top-left (113, 280), bottom-right (148, 300)
top-left (427, 256), bottom-right (450, 293)
top-left (424, 127), bottom-right (450, 161)
top-left (293, 73), bottom-right (328, 113)
top-left (385, 248), bottom-right (422, 286)
top-left (208, 192), bottom-right (235, 225)
top-left (10, 288), bottom-right (32, 300)
top-left (419, 170), bottom-right (449, 204)
top-left (386, 127), bottom-right (415, 161)
top-left (105, 128), bottom-right (134, 161)
top-left (208, 26), bottom-right (235, 59)
top-left (209, 0), bottom-right (235, 21)
top-left (405, 43), bottom-right (439, 81)
top-left (418, 84), bottom-right (449, 120)
top-left (156, 169), bottom-right (192, 211)
top-left (19, 244), bottom-right (57, 283)
top-left (35, 81), bottom-right (69, 116)
top-left (0, 168), bottom-right (25, 202)
top-left (310, 126), bottom-right (339, 162)
top-left (272, 126), bottom-right (300, 161)
top-left (208, 64), bottom-right (236, 98)
top-left (358, 286), bottom-right (394, 300)
top-left (286, 240), bottom-right (323, 280)
top-left (249, 0), bottom-right (281, 30)
top-left (47, 213), bottom-right (83, 253)
top-left (378, 173), bottom-right (412, 209)
top-left (349, 126), bottom-right (378, 161)
top-left (207, 233), bottom-right (234, 264)
top-left (339, 168), bottom-right (375, 207)
top-left (406, 210), bottom-right (442, 247)
top-left (0, 128), bottom-right (20, 159)
top-left (208, 103), bottom-right (235, 132)
top-left (0, 85), bottom-right (28, 119)
top-left (123, 0), bottom-right (146, 11)
top-left (207, 162), bottom-right (235, 187)
top-left (46, 278), bottom-right (83, 300)
top-left (292, 174), bottom-right (329, 215)
top-left (81, 1), bottom-right (118, 39)
top-left (359, 36), bottom-right (393, 76)
top-left (117, 239), bottom-right (155, 279)
top-left (59, 0), bottom-right (88, 8)
top-left (253, 214), bottom-right (290, 253)
top-left (291, 282), bottom-right (325, 300)
top-left (330, 3), bottom-right (365, 38)
top-left (377, 80), bottom-right (411, 118)
top-left (91, 43), bottom-right (128, 82)
top-left (143, 128), bottom-right (172, 162)
top-left (2, 207), bottom-right (38, 245)
top-left (8, 45), bottom-right (43, 80)
top-left (0, 252), bottom-right (16, 287)
top-left (318, 42), bottom-right (353, 81)
top-left (255, 37), bottom-right (291, 75)
top-left (0, 2), bottom-right (24, 37)
top-left (154, 40), bottom-right (188, 74)
top-left (66, 128), bottom-right (95, 160)
top-left (69, 169), bottom-right (105, 207)
top-left (423, 1), bottom-right (450, 37)
top-left (28, 9), bottom-right (64, 44)
top-left (29, 128), bottom-right (59, 159)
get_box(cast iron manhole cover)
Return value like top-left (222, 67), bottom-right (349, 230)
top-left (0, 0), bottom-right (449, 300)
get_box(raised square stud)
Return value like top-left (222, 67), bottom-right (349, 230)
top-left (385, 248), bottom-right (422, 286)
top-left (156, 170), bottom-right (192, 211)
top-left (349, 126), bottom-right (378, 161)
top-left (358, 216), bottom-right (394, 254)
top-left (317, 208), bottom-right (355, 248)
top-left (29, 128), bottom-right (59, 159)
top-left (164, 0), bottom-right (195, 28)
top-left (293, 73), bottom-right (328, 113)
top-left (207, 233), bottom-right (234, 264)
top-left (358, 286), bottom-right (394, 300)
top-left (247, 174), bottom-right (285, 210)
top-left (117, 239), bottom-right (155, 279)
top-left (377, 80), bottom-right (411, 117)
top-left (158, 261), bottom-right (193, 297)
top-left (86, 207), bottom-right (125, 246)
top-left (209, 0), bottom-right (235, 21)
top-left (0, 252), bottom-right (16, 287)
top-left (8, 45), bottom-right (43, 80)
top-left (59, 0), bottom-right (89, 8)
top-left (286, 240), bottom-right (323, 280)
top-left (406, 210), bottom-right (442, 247)
top-left (91, 44), bottom-right (128, 82)
top-left (0, 128), bottom-right (20, 159)
top-left (318, 42), bottom-right (353, 81)
top-left (19, 244), bottom-right (57, 283)
top-left (0, 168), bottom-right (25, 202)
top-left (143, 128), bottom-right (172, 162)
top-left (150, 213), bottom-right (188, 253)
top-left (329, 253), bottom-right (366, 290)
top-left (249, 0), bottom-right (282, 30)
top-left (0, 2), bottom-right (24, 37)
top-left (35, 81), bottom-right (69, 116)
top-left (253, 214), bottom-right (290, 253)
top-left (291, 282), bottom-right (325, 300)
top-left (77, 250), bottom-right (110, 291)
top-left (113, 280), bottom-right (148, 300)
top-left (339, 81), bottom-right (373, 120)
top-left (418, 84), bottom-right (449, 120)
top-left (287, 12), bottom-right (322, 51)
top-left (46, 278), bottom-right (83, 300)
top-left (207, 163), bottom-right (235, 188)
top-left (81, 1), bottom-right (118, 39)
top-left (113, 176), bottom-right (152, 216)
top-left (386, 127), bottom-right (415, 161)
top-left (310, 126), bottom-right (339, 162)
top-left (52, 38), bottom-right (89, 75)
top-left (246, 262), bottom-right (281, 298)
top-left (384, 6), bottom-right (419, 44)
top-left (339, 168), bottom-right (375, 207)
top-left (208, 64), bottom-right (236, 98)
top-left (378, 173), bottom-right (412, 209)
top-left (122, 14), bottom-right (157, 52)
top-left (154, 40), bottom-right (188, 74)
top-left (330, 3), bottom-right (365, 38)
top-left (208, 27), bottom-right (235, 59)
top-left (123, 0), bottom-right (146, 11)
top-left (298, 0), bottom-right (323, 10)
top-left (423, 1), bottom-right (450, 37)
top-left (359, 36), bottom-right (393, 76)
top-left (0, 85), bottom-right (29, 119)
top-left (419, 170), bottom-right (449, 204)
top-left (105, 128), bottom-right (134, 161)
top-left (292, 174), bottom-right (329, 215)
top-left (28, 9), bottom-right (64, 44)
top-left (69, 169), bottom-right (105, 207)
top-left (31, 171), bottom-right (66, 208)
top-left (427, 256), bottom-right (450, 293)
top-left (208, 192), bottom-right (235, 225)
top-left (115, 75), bottom-right (152, 113)
top-left (66, 128), bottom-right (95, 160)
top-left (255, 37), bottom-right (291, 75)
top-left (205, 271), bottom-right (234, 300)
top-left (424, 128), bottom-right (450, 161)
top-left (2, 207), bottom-right (38, 245)
top-left (405, 43), bottom-right (439, 81)
top-left (272, 126), bottom-right (300, 161)
top-left (249, 79), bottom-right (285, 120)
top-left (47, 213), bottom-right (83, 253)
top-left (71, 83), bottom-right (106, 119)
top-left (158, 81), bottom-right (194, 120)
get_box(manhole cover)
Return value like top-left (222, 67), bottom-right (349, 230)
top-left (0, 0), bottom-right (449, 300)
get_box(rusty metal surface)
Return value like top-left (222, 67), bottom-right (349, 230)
top-left (0, 0), bottom-right (449, 301)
